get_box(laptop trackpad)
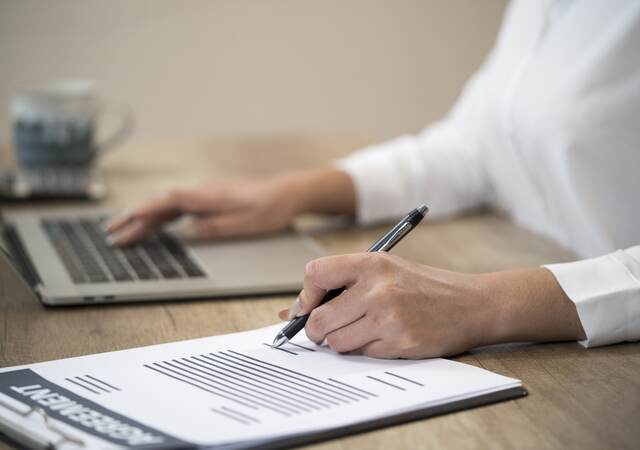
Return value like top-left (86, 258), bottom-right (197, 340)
top-left (189, 233), bottom-right (324, 289)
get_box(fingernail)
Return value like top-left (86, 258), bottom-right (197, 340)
top-left (105, 234), bottom-right (120, 247)
top-left (287, 297), bottom-right (302, 320)
top-left (177, 222), bottom-right (199, 240)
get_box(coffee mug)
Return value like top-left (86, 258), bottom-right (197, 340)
top-left (11, 80), bottom-right (133, 168)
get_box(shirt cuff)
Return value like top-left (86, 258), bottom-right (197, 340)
top-left (545, 248), bottom-right (640, 347)
top-left (335, 136), bottom-right (422, 225)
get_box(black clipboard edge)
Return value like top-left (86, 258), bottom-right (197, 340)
top-left (208, 386), bottom-right (528, 450)
top-left (0, 386), bottom-right (527, 450)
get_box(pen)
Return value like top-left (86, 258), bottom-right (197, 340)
top-left (271, 204), bottom-right (429, 348)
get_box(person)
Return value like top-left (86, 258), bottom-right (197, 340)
top-left (107, 1), bottom-right (640, 358)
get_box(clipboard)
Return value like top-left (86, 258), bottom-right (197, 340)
top-left (0, 386), bottom-right (527, 450)
top-left (0, 394), bottom-right (86, 450)
top-left (0, 323), bottom-right (527, 450)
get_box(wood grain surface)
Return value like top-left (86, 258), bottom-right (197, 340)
top-left (0, 137), bottom-right (638, 450)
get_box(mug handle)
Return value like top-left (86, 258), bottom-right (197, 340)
top-left (94, 102), bottom-right (134, 155)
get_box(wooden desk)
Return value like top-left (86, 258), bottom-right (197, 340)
top-left (1, 137), bottom-right (638, 449)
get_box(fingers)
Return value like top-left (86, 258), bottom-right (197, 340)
top-left (297, 254), bottom-right (366, 315)
top-left (105, 210), bottom-right (135, 232)
top-left (106, 196), bottom-right (183, 245)
top-left (322, 316), bottom-right (379, 353)
top-left (133, 188), bottom-right (233, 218)
top-left (179, 212), bottom-right (267, 241)
top-left (106, 192), bottom-right (181, 234)
top-left (277, 308), bottom-right (289, 321)
top-left (106, 219), bottom-right (150, 246)
top-left (304, 285), bottom-right (368, 343)
top-left (106, 188), bottom-right (235, 245)
top-left (355, 340), bottom-right (395, 359)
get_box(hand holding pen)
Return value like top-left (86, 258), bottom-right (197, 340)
top-left (272, 205), bottom-right (429, 348)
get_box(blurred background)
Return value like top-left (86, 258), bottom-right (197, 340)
top-left (0, 0), bottom-right (507, 146)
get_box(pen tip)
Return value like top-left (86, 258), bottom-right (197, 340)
top-left (271, 335), bottom-right (288, 349)
top-left (417, 204), bottom-right (429, 215)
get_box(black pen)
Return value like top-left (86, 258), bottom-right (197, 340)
top-left (271, 204), bottom-right (429, 348)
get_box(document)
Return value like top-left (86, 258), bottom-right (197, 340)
top-left (0, 324), bottom-right (524, 449)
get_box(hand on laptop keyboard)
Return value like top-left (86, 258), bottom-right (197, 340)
top-left (105, 177), bottom-right (298, 245)
top-left (105, 169), bottom-right (356, 245)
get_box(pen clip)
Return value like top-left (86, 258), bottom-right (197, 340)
top-left (0, 394), bottom-right (86, 449)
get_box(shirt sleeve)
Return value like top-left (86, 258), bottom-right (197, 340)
top-left (335, 58), bottom-right (496, 225)
top-left (336, 119), bottom-right (490, 224)
top-left (545, 245), bottom-right (640, 347)
top-left (333, 0), bottom-right (525, 225)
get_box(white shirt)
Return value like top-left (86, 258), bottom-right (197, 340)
top-left (337, 0), bottom-right (640, 348)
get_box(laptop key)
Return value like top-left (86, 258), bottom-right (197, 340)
top-left (42, 221), bottom-right (87, 283)
top-left (140, 240), bottom-right (180, 279)
top-left (160, 233), bottom-right (206, 278)
top-left (42, 218), bottom-right (204, 284)
top-left (58, 221), bottom-right (109, 283)
top-left (79, 220), bottom-right (133, 282)
top-left (121, 246), bottom-right (157, 280)
top-left (85, 269), bottom-right (109, 283)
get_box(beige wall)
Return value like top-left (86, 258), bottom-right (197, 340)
top-left (0, 0), bottom-right (507, 145)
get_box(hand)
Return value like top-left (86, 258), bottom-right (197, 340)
top-left (278, 253), bottom-right (586, 359)
top-left (106, 168), bottom-right (356, 245)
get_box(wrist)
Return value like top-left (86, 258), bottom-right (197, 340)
top-left (279, 168), bottom-right (357, 217)
top-left (475, 272), bottom-right (518, 346)
top-left (477, 268), bottom-right (586, 346)
top-left (464, 273), bottom-right (513, 348)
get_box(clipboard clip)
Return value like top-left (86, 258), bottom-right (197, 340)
top-left (0, 395), bottom-right (85, 449)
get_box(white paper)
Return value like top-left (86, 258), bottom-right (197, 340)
top-left (0, 324), bottom-right (521, 449)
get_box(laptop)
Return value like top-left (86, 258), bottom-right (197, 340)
top-left (0, 209), bottom-right (325, 305)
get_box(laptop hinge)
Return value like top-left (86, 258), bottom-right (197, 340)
top-left (2, 224), bottom-right (42, 289)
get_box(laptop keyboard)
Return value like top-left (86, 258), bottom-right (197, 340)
top-left (42, 218), bottom-right (206, 284)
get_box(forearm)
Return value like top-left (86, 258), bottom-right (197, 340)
top-left (337, 121), bottom-right (490, 225)
top-left (481, 268), bottom-right (586, 345)
top-left (283, 167), bottom-right (356, 217)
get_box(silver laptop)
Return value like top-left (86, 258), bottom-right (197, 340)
top-left (0, 210), bottom-right (325, 305)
